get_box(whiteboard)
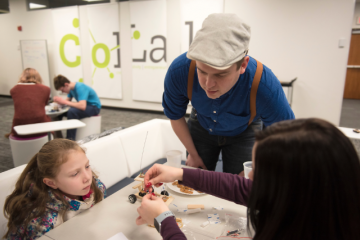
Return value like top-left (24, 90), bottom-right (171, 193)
top-left (20, 40), bottom-right (50, 87)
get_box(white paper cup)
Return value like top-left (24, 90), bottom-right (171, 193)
top-left (243, 161), bottom-right (253, 179)
top-left (166, 150), bottom-right (182, 168)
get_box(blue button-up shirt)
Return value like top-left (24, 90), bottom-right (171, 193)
top-left (162, 53), bottom-right (295, 136)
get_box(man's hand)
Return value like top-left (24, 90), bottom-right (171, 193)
top-left (136, 194), bottom-right (170, 225)
top-left (144, 164), bottom-right (183, 188)
top-left (53, 96), bottom-right (67, 105)
top-left (186, 154), bottom-right (207, 170)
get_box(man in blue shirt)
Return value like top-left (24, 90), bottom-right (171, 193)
top-left (163, 13), bottom-right (295, 174)
top-left (53, 75), bottom-right (101, 140)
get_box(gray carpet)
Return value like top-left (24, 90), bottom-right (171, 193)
top-left (0, 96), bottom-right (359, 173)
top-left (339, 99), bottom-right (360, 129)
top-left (0, 101), bottom-right (15, 172)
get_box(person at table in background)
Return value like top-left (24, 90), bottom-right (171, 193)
top-left (162, 13), bottom-right (294, 175)
top-left (5, 68), bottom-right (51, 139)
top-left (136, 118), bottom-right (360, 240)
top-left (3, 139), bottom-right (107, 240)
top-left (53, 75), bottom-right (101, 140)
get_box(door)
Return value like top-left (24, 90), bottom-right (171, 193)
top-left (343, 32), bottom-right (360, 99)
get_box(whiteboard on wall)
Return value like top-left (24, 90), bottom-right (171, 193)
top-left (20, 40), bottom-right (51, 87)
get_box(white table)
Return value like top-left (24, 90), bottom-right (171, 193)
top-left (46, 107), bottom-right (70, 117)
top-left (338, 127), bottom-right (360, 140)
top-left (39, 176), bottom-right (250, 240)
top-left (14, 120), bottom-right (86, 141)
top-left (339, 127), bottom-right (360, 158)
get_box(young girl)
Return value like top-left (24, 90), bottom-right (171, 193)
top-left (3, 139), bottom-right (106, 240)
top-left (137, 118), bottom-right (360, 240)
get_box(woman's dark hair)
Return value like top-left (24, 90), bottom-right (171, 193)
top-left (247, 118), bottom-right (360, 240)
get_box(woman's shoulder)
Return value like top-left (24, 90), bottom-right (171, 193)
top-left (35, 84), bottom-right (51, 92)
top-left (10, 83), bottom-right (50, 94)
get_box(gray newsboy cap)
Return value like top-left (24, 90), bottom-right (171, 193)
top-left (187, 13), bottom-right (251, 70)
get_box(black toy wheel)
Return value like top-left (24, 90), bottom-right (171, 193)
top-left (139, 191), bottom-right (146, 197)
top-left (129, 194), bottom-right (137, 204)
top-left (161, 190), bottom-right (169, 196)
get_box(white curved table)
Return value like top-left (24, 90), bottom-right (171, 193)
top-left (14, 120), bottom-right (86, 141)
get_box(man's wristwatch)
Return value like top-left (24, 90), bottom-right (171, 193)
top-left (154, 211), bottom-right (176, 233)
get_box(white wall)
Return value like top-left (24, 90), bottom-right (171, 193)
top-left (0, 0), bottom-right (56, 96)
top-left (0, 0), bottom-right (356, 125)
top-left (225, 0), bottom-right (354, 125)
top-left (353, 2), bottom-right (360, 29)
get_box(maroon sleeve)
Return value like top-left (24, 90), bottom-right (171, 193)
top-left (179, 168), bottom-right (252, 206)
top-left (160, 217), bottom-right (186, 240)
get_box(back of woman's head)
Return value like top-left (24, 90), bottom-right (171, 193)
top-left (3, 139), bottom-right (101, 239)
top-left (18, 68), bottom-right (43, 84)
top-left (248, 118), bottom-right (360, 240)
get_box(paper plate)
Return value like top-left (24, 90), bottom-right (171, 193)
top-left (166, 182), bottom-right (206, 196)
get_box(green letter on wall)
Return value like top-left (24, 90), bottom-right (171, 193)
top-left (92, 43), bottom-right (110, 68)
top-left (59, 34), bottom-right (81, 68)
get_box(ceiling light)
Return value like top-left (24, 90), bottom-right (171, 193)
top-left (29, 3), bottom-right (47, 9)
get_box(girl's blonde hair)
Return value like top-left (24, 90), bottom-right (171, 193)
top-left (3, 139), bottom-right (104, 239)
top-left (18, 68), bottom-right (43, 84)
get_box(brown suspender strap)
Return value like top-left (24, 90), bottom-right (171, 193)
top-left (187, 60), bottom-right (196, 101)
top-left (248, 60), bottom-right (263, 125)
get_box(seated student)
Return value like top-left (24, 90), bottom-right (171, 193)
top-left (6, 68), bottom-right (51, 138)
top-left (136, 118), bottom-right (360, 240)
top-left (52, 75), bottom-right (101, 140)
top-left (3, 139), bottom-right (106, 240)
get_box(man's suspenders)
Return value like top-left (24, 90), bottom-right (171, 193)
top-left (187, 60), bottom-right (263, 126)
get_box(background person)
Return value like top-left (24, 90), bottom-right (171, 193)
top-left (137, 118), bottom-right (360, 240)
top-left (3, 139), bottom-right (106, 240)
top-left (162, 13), bottom-right (294, 174)
top-left (6, 68), bottom-right (51, 139)
top-left (53, 75), bottom-right (101, 140)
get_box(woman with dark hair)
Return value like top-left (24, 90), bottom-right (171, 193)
top-left (136, 118), bottom-right (360, 240)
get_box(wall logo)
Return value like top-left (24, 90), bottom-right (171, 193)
top-left (131, 24), bottom-right (166, 63)
top-left (58, 18), bottom-right (120, 82)
top-left (88, 28), bottom-right (120, 80)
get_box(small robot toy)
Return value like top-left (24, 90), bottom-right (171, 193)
top-left (128, 174), bottom-right (173, 205)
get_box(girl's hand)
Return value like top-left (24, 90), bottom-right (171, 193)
top-left (144, 164), bottom-right (183, 188)
top-left (136, 194), bottom-right (170, 225)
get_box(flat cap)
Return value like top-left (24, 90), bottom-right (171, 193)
top-left (187, 13), bottom-right (251, 70)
